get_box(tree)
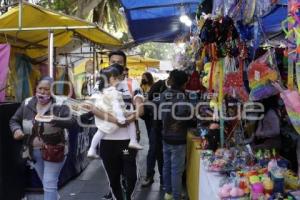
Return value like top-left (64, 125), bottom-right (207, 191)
top-left (76, 0), bottom-right (102, 18)
top-left (35, 0), bottom-right (128, 40)
top-left (135, 43), bottom-right (176, 60)
top-left (92, 0), bottom-right (127, 33)
top-left (37, 0), bottom-right (77, 15)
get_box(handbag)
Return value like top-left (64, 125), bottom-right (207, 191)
top-left (33, 122), bottom-right (65, 163)
top-left (41, 144), bottom-right (65, 163)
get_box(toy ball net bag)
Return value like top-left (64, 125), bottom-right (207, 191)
top-left (248, 52), bottom-right (279, 101)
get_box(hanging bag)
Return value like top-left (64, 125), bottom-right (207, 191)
top-left (248, 51), bottom-right (279, 101)
top-left (42, 144), bottom-right (65, 163)
top-left (33, 122), bottom-right (65, 163)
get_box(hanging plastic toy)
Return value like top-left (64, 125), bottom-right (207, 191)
top-left (248, 52), bottom-right (279, 101)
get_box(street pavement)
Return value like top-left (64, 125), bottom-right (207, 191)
top-left (26, 120), bottom-right (164, 200)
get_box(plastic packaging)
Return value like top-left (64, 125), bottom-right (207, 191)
top-left (224, 0), bottom-right (238, 16)
top-left (212, 0), bottom-right (224, 16)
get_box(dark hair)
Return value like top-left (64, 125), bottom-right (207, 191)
top-left (169, 70), bottom-right (188, 90)
top-left (98, 66), bottom-right (121, 91)
top-left (124, 67), bottom-right (129, 72)
top-left (108, 50), bottom-right (127, 65)
top-left (110, 63), bottom-right (124, 75)
top-left (260, 95), bottom-right (279, 114)
top-left (38, 76), bottom-right (54, 85)
top-left (142, 72), bottom-right (154, 85)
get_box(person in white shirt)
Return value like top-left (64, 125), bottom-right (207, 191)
top-left (87, 64), bottom-right (143, 158)
top-left (83, 51), bottom-right (144, 200)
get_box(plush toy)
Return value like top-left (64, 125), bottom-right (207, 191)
top-left (202, 61), bottom-right (222, 91)
top-left (202, 62), bottom-right (212, 89)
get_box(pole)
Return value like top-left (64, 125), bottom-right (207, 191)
top-left (48, 30), bottom-right (54, 78)
top-left (287, 0), bottom-right (298, 90)
top-left (0, 26), bottom-right (96, 32)
top-left (93, 44), bottom-right (96, 83)
top-left (218, 59), bottom-right (225, 148)
top-left (18, 0), bottom-right (22, 30)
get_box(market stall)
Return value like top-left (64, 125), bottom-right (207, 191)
top-left (170, 0), bottom-right (300, 199)
top-left (73, 55), bottom-right (160, 74)
top-left (186, 131), bottom-right (202, 200)
top-left (118, 0), bottom-right (300, 199)
top-left (0, 2), bottom-right (122, 198)
top-left (70, 55), bottom-right (160, 97)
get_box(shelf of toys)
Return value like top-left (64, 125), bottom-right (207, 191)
top-left (179, 0), bottom-right (300, 199)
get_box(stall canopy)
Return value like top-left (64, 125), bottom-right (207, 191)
top-left (119, 0), bottom-right (204, 43)
top-left (0, 2), bottom-right (122, 58)
top-left (74, 55), bottom-right (160, 75)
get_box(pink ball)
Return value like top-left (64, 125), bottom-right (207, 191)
top-left (223, 184), bottom-right (232, 191)
top-left (252, 183), bottom-right (264, 193)
top-left (237, 188), bottom-right (245, 197)
top-left (221, 188), bottom-right (231, 198)
top-left (230, 188), bottom-right (239, 197)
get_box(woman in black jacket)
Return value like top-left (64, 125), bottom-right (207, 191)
top-left (10, 76), bottom-right (75, 200)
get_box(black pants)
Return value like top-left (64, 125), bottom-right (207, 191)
top-left (146, 121), bottom-right (163, 180)
top-left (100, 140), bottom-right (137, 200)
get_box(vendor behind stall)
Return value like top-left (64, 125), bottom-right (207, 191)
top-left (251, 95), bottom-right (281, 151)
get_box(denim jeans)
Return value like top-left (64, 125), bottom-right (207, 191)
top-left (163, 142), bottom-right (186, 200)
top-left (32, 149), bottom-right (66, 200)
top-left (146, 121), bottom-right (163, 179)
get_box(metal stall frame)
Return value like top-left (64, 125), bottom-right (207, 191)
top-left (0, 1), bottom-right (121, 78)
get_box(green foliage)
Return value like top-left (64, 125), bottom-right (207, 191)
top-left (93, 0), bottom-right (128, 36)
top-left (37, 0), bottom-right (77, 15)
top-left (33, 0), bottom-right (128, 41)
top-left (136, 42), bottom-right (176, 60)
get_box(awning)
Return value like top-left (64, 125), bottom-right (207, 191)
top-left (0, 2), bottom-right (122, 58)
top-left (74, 55), bottom-right (160, 75)
top-left (261, 4), bottom-right (288, 34)
top-left (119, 0), bottom-right (203, 43)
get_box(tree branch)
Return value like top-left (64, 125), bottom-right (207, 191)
top-left (76, 0), bottom-right (102, 18)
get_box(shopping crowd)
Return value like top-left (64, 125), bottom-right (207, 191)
top-left (9, 50), bottom-right (297, 200)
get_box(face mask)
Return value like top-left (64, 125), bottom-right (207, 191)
top-left (36, 93), bottom-right (51, 105)
top-left (141, 79), bottom-right (148, 85)
top-left (165, 80), bottom-right (171, 88)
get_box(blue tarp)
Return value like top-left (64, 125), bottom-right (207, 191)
top-left (261, 4), bottom-right (287, 34)
top-left (120, 0), bottom-right (202, 43)
top-left (120, 0), bottom-right (288, 43)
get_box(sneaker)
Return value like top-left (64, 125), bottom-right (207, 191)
top-left (164, 193), bottom-right (173, 200)
top-left (87, 150), bottom-right (100, 159)
top-left (102, 192), bottom-right (113, 200)
top-left (181, 193), bottom-right (186, 200)
top-left (141, 176), bottom-right (154, 187)
top-left (128, 141), bottom-right (143, 150)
